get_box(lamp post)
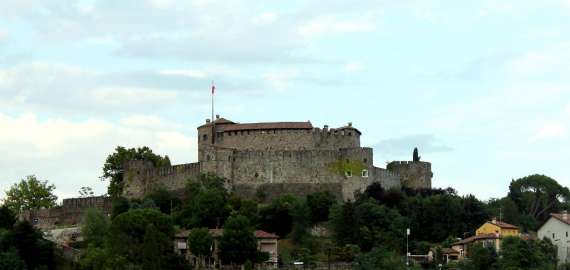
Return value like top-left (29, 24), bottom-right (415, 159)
top-left (406, 228), bottom-right (410, 268)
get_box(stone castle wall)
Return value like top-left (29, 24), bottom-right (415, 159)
top-left (387, 161), bottom-right (432, 189)
top-left (214, 128), bottom-right (360, 152)
top-left (123, 161), bottom-right (200, 199)
top-left (20, 196), bottom-right (112, 230)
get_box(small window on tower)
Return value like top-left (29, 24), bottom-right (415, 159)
top-left (345, 170), bottom-right (352, 177)
top-left (362, 169), bottom-right (369, 178)
top-left (202, 134), bottom-right (208, 141)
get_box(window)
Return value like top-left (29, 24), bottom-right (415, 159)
top-left (348, 132), bottom-right (352, 136)
top-left (553, 233), bottom-right (556, 239)
top-left (362, 169), bottom-right (369, 178)
top-left (202, 134), bottom-right (208, 141)
top-left (345, 170), bottom-right (352, 177)
top-left (567, 232), bottom-right (568, 238)
top-left (228, 132), bottom-right (232, 136)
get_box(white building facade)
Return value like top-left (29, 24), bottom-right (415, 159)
top-left (538, 212), bottom-right (570, 264)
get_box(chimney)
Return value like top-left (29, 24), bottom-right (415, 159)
top-left (206, 119), bottom-right (211, 123)
top-left (216, 114), bottom-right (220, 119)
top-left (563, 210), bottom-right (568, 220)
top-left (491, 217), bottom-right (497, 224)
top-left (348, 122), bottom-right (352, 127)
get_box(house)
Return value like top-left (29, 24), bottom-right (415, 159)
top-left (538, 211), bottom-right (570, 264)
top-left (476, 218), bottom-right (519, 237)
top-left (450, 218), bottom-right (519, 259)
top-left (174, 228), bottom-right (279, 267)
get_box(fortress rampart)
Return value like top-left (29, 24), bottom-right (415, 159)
top-left (122, 116), bottom-right (433, 201)
top-left (387, 161), bottom-right (433, 189)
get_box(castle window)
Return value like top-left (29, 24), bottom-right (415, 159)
top-left (241, 131), bottom-right (244, 135)
top-left (254, 172), bottom-right (259, 178)
top-left (202, 134), bottom-right (208, 141)
top-left (348, 132), bottom-right (352, 136)
top-left (363, 158), bottom-right (368, 163)
top-left (345, 170), bottom-right (352, 177)
top-left (362, 169), bottom-right (369, 178)
top-left (228, 132), bottom-right (232, 136)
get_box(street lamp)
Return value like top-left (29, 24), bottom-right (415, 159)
top-left (406, 228), bottom-right (410, 268)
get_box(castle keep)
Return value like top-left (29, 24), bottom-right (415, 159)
top-left (122, 116), bottom-right (433, 201)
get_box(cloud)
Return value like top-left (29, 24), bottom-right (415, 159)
top-left (0, 112), bottom-right (197, 200)
top-left (373, 134), bottom-right (453, 157)
top-left (263, 69), bottom-right (300, 92)
top-left (533, 121), bottom-right (567, 140)
top-left (344, 61), bottom-right (363, 73)
top-left (0, 28), bottom-right (6, 41)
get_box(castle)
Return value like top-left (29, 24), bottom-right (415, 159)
top-left (123, 115), bottom-right (433, 201)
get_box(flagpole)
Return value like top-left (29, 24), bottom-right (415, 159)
top-left (211, 80), bottom-right (215, 144)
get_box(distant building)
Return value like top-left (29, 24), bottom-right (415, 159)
top-left (450, 218), bottom-right (519, 259)
top-left (538, 211), bottom-right (570, 264)
top-left (174, 228), bottom-right (279, 267)
top-left (123, 115), bottom-right (434, 202)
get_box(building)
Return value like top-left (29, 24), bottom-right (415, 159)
top-left (174, 228), bottom-right (279, 267)
top-left (450, 218), bottom-right (519, 258)
top-left (123, 115), bottom-right (433, 201)
top-left (538, 211), bottom-right (570, 264)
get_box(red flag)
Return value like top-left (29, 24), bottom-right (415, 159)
top-left (211, 83), bottom-right (215, 94)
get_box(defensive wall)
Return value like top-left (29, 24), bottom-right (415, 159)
top-left (122, 161), bottom-right (200, 199)
top-left (20, 196), bottom-right (112, 230)
top-left (387, 161), bottom-right (433, 189)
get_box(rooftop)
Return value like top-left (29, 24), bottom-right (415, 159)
top-left (176, 229), bottom-right (279, 239)
top-left (488, 220), bottom-right (518, 229)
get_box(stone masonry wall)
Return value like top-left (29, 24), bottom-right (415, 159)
top-left (123, 162), bottom-right (201, 199)
top-left (387, 161), bottom-right (432, 189)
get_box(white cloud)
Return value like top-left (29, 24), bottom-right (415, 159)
top-left (263, 69), bottom-right (299, 92)
top-left (251, 12), bottom-right (277, 25)
top-left (0, 112), bottom-right (197, 200)
top-left (298, 15), bottom-right (375, 38)
top-left (534, 121), bottom-right (567, 140)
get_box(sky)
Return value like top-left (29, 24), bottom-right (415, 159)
top-left (1, 0), bottom-right (570, 201)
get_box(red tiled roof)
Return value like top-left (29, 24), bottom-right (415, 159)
top-left (175, 229), bottom-right (279, 239)
top-left (452, 233), bottom-right (499, 245)
top-left (223, 122), bottom-right (313, 132)
top-left (198, 118), bottom-right (236, 128)
top-left (442, 248), bottom-right (460, 254)
top-left (550, 213), bottom-right (570, 226)
top-left (489, 221), bottom-right (518, 229)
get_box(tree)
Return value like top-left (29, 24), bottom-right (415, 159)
top-left (468, 243), bottom-right (497, 270)
top-left (413, 147), bottom-right (420, 162)
top-left (111, 196), bottom-right (130, 219)
top-left (187, 228), bottom-right (213, 267)
top-left (219, 215), bottom-right (258, 266)
top-left (102, 146), bottom-right (171, 197)
top-left (12, 220), bottom-right (55, 270)
top-left (0, 249), bottom-right (26, 270)
top-left (306, 191), bottom-right (337, 224)
top-left (3, 175), bottom-right (57, 215)
top-left (356, 247), bottom-right (405, 270)
top-left (259, 195), bottom-right (298, 237)
top-left (145, 188), bottom-right (180, 215)
top-left (81, 208), bottom-right (109, 247)
top-left (508, 174), bottom-right (570, 229)
top-left (498, 237), bottom-right (556, 270)
top-left (0, 207), bottom-right (15, 230)
top-left (142, 224), bottom-right (168, 270)
top-left (106, 209), bottom-right (176, 268)
top-left (290, 199), bottom-right (311, 244)
top-left (329, 201), bottom-right (358, 246)
top-left (79, 186), bottom-right (95, 197)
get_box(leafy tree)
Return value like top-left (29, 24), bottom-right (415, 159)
top-left (461, 195), bottom-right (490, 235)
top-left (468, 243), bottom-right (497, 270)
top-left (498, 236), bottom-right (556, 270)
top-left (12, 220), bottom-right (55, 270)
top-left (306, 191), bottom-right (337, 224)
top-left (145, 188), bottom-right (180, 215)
top-left (259, 195), bottom-right (298, 237)
top-left (228, 195), bottom-right (259, 227)
top-left (356, 247), bottom-right (405, 270)
top-left (79, 186), bottom-right (95, 197)
top-left (106, 209), bottom-right (176, 268)
top-left (413, 147), bottom-right (420, 162)
top-left (3, 175), bottom-right (57, 214)
top-left (290, 199), bottom-right (311, 243)
top-left (0, 207), bottom-right (15, 230)
top-left (80, 244), bottom-right (107, 270)
top-left (329, 201), bottom-right (358, 246)
top-left (508, 174), bottom-right (570, 229)
top-left (81, 208), bottom-right (109, 247)
top-left (0, 249), bottom-right (26, 270)
top-left (219, 215), bottom-right (258, 266)
top-left (102, 146), bottom-right (171, 197)
top-left (142, 224), bottom-right (169, 270)
top-left (111, 196), bottom-right (130, 219)
top-left (187, 227), bottom-right (213, 267)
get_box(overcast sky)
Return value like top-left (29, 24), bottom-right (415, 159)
top-left (1, 0), bottom-right (569, 201)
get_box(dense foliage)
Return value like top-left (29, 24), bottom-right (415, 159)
top-left (3, 175), bottom-right (57, 215)
top-left (102, 146), bottom-right (171, 197)
top-left (0, 218), bottom-right (55, 270)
